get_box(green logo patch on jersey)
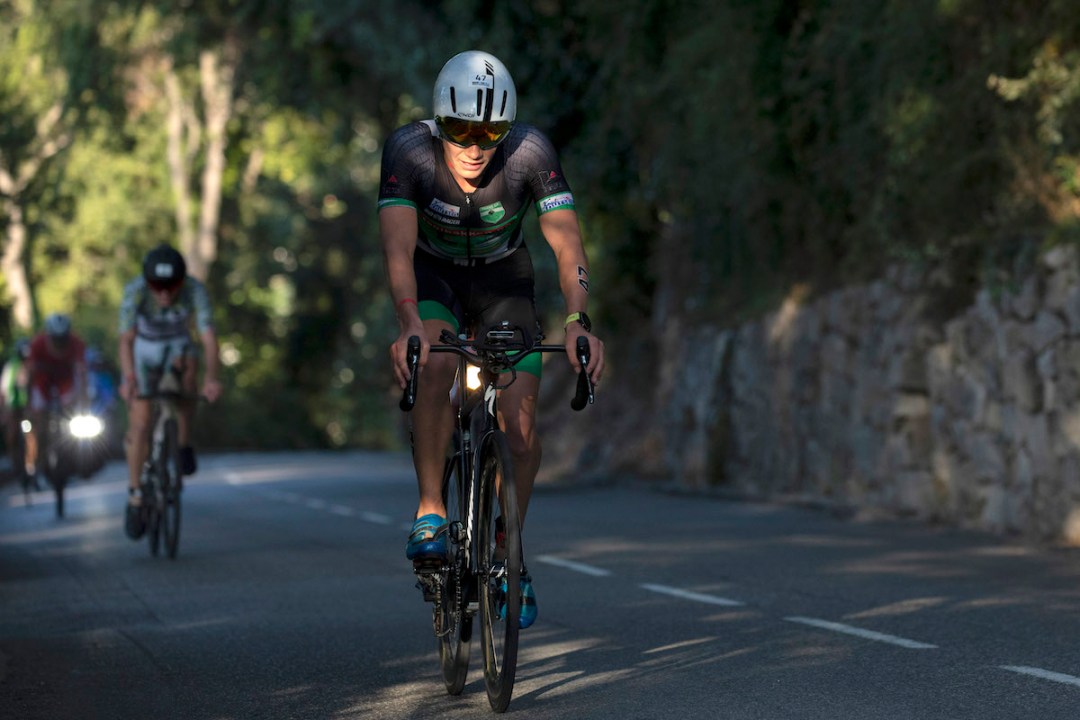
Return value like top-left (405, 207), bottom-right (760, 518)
top-left (479, 201), bottom-right (506, 224)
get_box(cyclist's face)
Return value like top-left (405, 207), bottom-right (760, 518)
top-left (150, 283), bottom-right (182, 307)
top-left (441, 140), bottom-right (496, 186)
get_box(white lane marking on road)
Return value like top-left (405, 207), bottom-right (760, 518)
top-left (641, 583), bottom-right (744, 607)
top-left (329, 505), bottom-right (355, 517)
top-left (785, 616), bottom-right (937, 649)
top-left (305, 498), bottom-right (328, 510)
top-left (536, 555), bottom-right (612, 577)
top-left (360, 511), bottom-right (392, 525)
top-left (1000, 665), bottom-right (1080, 688)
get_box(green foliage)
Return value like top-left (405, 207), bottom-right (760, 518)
top-left (5, 0), bottom-right (1080, 449)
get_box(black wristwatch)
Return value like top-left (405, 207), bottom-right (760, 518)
top-left (564, 311), bottom-right (592, 333)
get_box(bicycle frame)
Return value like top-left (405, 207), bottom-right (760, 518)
top-left (401, 321), bottom-right (593, 711)
top-left (140, 351), bottom-right (189, 559)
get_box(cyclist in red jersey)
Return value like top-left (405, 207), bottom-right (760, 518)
top-left (381, 51), bottom-right (605, 629)
top-left (24, 314), bottom-right (89, 476)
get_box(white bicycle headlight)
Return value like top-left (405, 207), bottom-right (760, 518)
top-left (466, 365), bottom-right (482, 390)
top-left (69, 414), bottom-right (104, 439)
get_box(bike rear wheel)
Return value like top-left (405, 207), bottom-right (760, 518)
top-left (478, 430), bottom-right (521, 713)
top-left (160, 418), bottom-right (182, 559)
top-left (438, 447), bottom-right (472, 695)
top-left (14, 427), bottom-right (31, 504)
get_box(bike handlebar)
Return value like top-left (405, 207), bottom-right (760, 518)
top-left (398, 325), bottom-right (594, 413)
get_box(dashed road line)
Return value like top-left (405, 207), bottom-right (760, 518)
top-left (785, 616), bottom-right (937, 649)
top-left (1000, 665), bottom-right (1080, 688)
top-left (640, 583), bottom-right (744, 607)
top-left (536, 555), bottom-right (612, 577)
top-left (360, 511), bottom-right (392, 525)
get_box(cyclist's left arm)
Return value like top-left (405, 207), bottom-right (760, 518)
top-left (189, 280), bottom-right (222, 403)
top-left (199, 328), bottom-right (223, 403)
top-left (538, 208), bottom-right (604, 384)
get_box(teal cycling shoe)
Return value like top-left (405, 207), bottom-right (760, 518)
top-left (496, 572), bottom-right (537, 629)
top-left (405, 513), bottom-right (448, 560)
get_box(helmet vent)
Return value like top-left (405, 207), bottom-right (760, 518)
top-left (476, 89), bottom-right (483, 117)
top-left (449, 87), bottom-right (457, 113)
top-left (499, 90), bottom-right (507, 116)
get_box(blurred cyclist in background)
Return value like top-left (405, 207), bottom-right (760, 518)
top-left (24, 314), bottom-right (89, 477)
top-left (85, 347), bottom-right (118, 418)
top-left (118, 243), bottom-right (222, 540)
top-left (1, 338), bottom-right (32, 479)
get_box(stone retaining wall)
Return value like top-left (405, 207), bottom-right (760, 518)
top-left (663, 247), bottom-right (1080, 542)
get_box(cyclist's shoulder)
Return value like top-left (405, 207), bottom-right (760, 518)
top-left (505, 123), bottom-right (554, 151)
top-left (385, 120), bottom-right (438, 156)
top-left (502, 124), bottom-right (561, 169)
top-left (121, 275), bottom-right (147, 300)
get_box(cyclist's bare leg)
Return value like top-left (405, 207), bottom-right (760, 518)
top-left (411, 319), bottom-right (457, 520)
top-left (497, 372), bottom-right (541, 525)
top-left (24, 406), bottom-right (44, 474)
top-left (126, 398), bottom-right (152, 498)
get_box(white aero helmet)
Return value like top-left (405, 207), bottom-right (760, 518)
top-left (433, 51), bottom-right (516, 148)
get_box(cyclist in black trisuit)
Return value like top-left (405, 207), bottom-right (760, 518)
top-left (381, 50), bottom-right (605, 629)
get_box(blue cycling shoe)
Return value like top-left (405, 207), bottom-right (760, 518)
top-left (405, 513), bottom-right (448, 560)
top-left (497, 572), bottom-right (537, 629)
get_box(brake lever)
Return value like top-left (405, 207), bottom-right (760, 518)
top-left (570, 336), bottom-right (594, 411)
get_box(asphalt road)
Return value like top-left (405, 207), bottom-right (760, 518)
top-left (1, 452), bottom-right (1079, 719)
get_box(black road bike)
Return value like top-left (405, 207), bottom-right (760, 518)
top-left (39, 390), bottom-right (70, 518)
top-left (140, 363), bottom-right (186, 559)
top-left (400, 322), bottom-right (594, 713)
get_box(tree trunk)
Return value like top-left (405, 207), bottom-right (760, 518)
top-left (162, 38), bottom-right (238, 283)
top-left (0, 102), bottom-right (70, 332)
top-left (192, 40), bottom-right (238, 282)
top-left (0, 198), bottom-right (34, 331)
top-left (164, 59), bottom-right (196, 266)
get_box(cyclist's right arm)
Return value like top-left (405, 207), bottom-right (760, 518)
top-left (380, 204), bottom-right (428, 389)
top-left (117, 279), bottom-right (139, 404)
top-left (117, 329), bottom-right (137, 404)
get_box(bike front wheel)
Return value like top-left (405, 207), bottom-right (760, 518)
top-left (159, 418), bottom-right (182, 559)
top-left (439, 448), bottom-right (471, 695)
top-left (477, 430), bottom-right (521, 713)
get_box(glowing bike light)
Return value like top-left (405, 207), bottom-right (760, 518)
top-left (69, 414), bottom-right (104, 439)
top-left (466, 365), bottom-right (482, 391)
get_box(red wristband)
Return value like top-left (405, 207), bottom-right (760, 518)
top-left (397, 297), bottom-right (417, 308)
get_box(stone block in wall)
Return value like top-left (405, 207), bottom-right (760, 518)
top-left (1015, 411), bottom-right (1054, 478)
top-left (893, 471), bottom-right (933, 515)
top-left (1030, 311), bottom-right (1066, 354)
top-left (967, 431), bottom-right (1008, 484)
top-left (1056, 420), bottom-right (1080, 476)
top-left (1002, 349), bottom-right (1042, 413)
top-left (1063, 286), bottom-right (1080, 335)
top-left (1005, 275), bottom-right (1040, 321)
top-left (1043, 245), bottom-right (1080, 317)
top-left (888, 350), bottom-right (929, 393)
top-left (977, 485), bottom-right (1008, 532)
top-left (930, 445), bottom-right (969, 522)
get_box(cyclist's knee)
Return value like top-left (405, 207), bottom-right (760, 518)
top-left (501, 421), bottom-right (537, 458)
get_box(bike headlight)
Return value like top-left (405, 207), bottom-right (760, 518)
top-left (69, 414), bottom-right (104, 439)
top-left (466, 365), bottom-right (482, 391)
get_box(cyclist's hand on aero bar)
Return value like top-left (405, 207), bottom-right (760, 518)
top-left (391, 323), bottom-right (428, 389)
top-left (564, 324), bottom-right (604, 386)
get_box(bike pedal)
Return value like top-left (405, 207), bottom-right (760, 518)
top-left (411, 557), bottom-right (445, 574)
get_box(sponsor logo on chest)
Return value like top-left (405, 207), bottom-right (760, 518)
top-left (426, 198), bottom-right (461, 223)
top-left (479, 201), bottom-right (506, 224)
